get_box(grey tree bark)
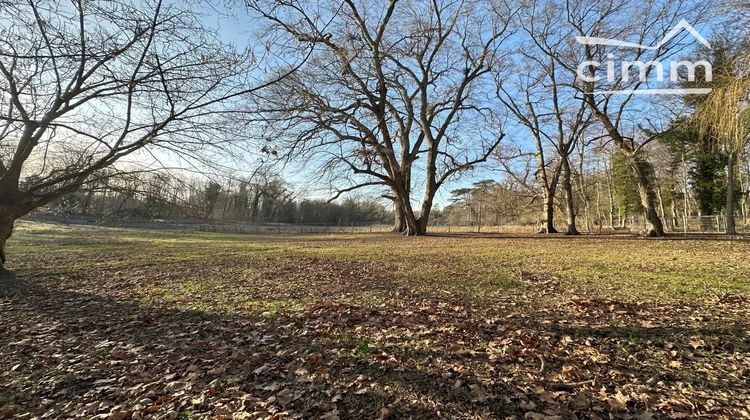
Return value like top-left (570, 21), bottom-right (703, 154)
top-left (0, 210), bottom-right (16, 271)
top-left (540, 184), bottom-right (559, 234)
top-left (631, 156), bottom-right (666, 236)
top-left (561, 157), bottom-right (580, 235)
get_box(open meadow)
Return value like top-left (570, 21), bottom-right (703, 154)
top-left (1, 222), bottom-right (749, 419)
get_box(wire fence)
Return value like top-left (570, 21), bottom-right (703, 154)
top-left (195, 215), bottom-right (749, 236)
top-left (195, 222), bottom-right (395, 234)
top-left (624, 215), bottom-right (749, 235)
top-left (27, 212), bottom-right (750, 236)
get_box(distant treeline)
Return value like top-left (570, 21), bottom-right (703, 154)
top-left (34, 172), bottom-right (392, 225)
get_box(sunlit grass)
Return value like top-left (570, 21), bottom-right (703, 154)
top-left (9, 220), bottom-right (750, 305)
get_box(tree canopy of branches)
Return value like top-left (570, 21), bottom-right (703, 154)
top-left (250, 0), bottom-right (513, 235)
top-left (0, 0), bottom-right (297, 268)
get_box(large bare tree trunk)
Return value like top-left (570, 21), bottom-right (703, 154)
top-left (0, 208), bottom-right (17, 273)
top-left (402, 210), bottom-right (421, 236)
top-left (393, 204), bottom-right (405, 233)
top-left (394, 186), bottom-right (421, 236)
top-left (741, 157), bottom-right (749, 226)
top-left (582, 88), bottom-right (666, 236)
top-left (744, 157), bottom-right (750, 226)
top-left (561, 158), bottom-right (580, 235)
top-left (539, 185), bottom-right (559, 234)
top-left (591, 107), bottom-right (665, 236)
top-left (415, 159), bottom-right (438, 236)
top-left (606, 163), bottom-right (616, 229)
top-left (386, 192), bottom-right (407, 233)
top-left (631, 157), bottom-right (666, 237)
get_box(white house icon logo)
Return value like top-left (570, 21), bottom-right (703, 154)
top-left (575, 19), bottom-right (713, 95)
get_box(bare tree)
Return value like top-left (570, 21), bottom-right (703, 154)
top-left (250, 0), bottom-right (514, 235)
top-left (0, 0), bottom-right (300, 269)
top-left (496, 50), bottom-right (591, 234)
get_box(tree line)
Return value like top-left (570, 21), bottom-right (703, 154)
top-left (41, 171), bottom-right (392, 226)
top-left (446, 36), bottom-right (750, 233)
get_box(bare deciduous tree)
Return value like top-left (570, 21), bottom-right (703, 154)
top-left (250, 0), bottom-right (513, 235)
top-left (496, 52), bottom-right (591, 235)
top-left (0, 0), bottom-right (298, 269)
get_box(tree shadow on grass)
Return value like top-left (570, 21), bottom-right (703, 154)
top-left (3, 269), bottom-right (749, 419)
top-left (548, 321), bottom-right (750, 396)
top-left (0, 273), bottom-right (519, 419)
top-left (557, 324), bottom-right (750, 345)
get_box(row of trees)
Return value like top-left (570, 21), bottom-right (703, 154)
top-left (249, 0), bottom-right (748, 237)
top-left (441, 133), bottom-right (750, 232)
top-left (479, 33), bottom-right (750, 234)
top-left (45, 172), bottom-right (391, 225)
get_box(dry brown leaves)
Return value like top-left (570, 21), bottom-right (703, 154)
top-left (1, 234), bottom-right (749, 419)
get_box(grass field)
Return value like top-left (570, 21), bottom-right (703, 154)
top-left (1, 221), bottom-right (749, 419)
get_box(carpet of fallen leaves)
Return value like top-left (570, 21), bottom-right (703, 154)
top-left (1, 222), bottom-right (749, 419)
